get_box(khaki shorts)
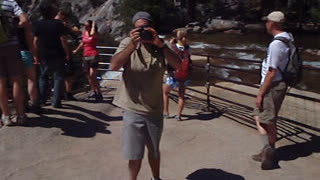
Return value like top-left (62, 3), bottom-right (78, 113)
top-left (122, 110), bottom-right (163, 160)
top-left (252, 81), bottom-right (287, 124)
top-left (0, 45), bottom-right (24, 78)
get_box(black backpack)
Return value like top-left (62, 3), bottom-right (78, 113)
top-left (0, 9), bottom-right (18, 44)
top-left (273, 36), bottom-right (303, 87)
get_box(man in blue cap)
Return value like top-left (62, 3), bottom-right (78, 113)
top-left (111, 11), bottom-right (181, 180)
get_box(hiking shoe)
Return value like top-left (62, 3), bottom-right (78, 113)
top-left (261, 145), bottom-right (276, 170)
top-left (95, 92), bottom-right (103, 102)
top-left (52, 104), bottom-right (62, 108)
top-left (174, 115), bottom-right (182, 121)
top-left (88, 91), bottom-right (96, 99)
top-left (252, 151), bottom-right (263, 162)
top-left (16, 115), bottom-right (27, 126)
top-left (0, 120), bottom-right (3, 128)
top-left (2, 115), bottom-right (13, 126)
top-left (65, 93), bottom-right (77, 101)
top-left (151, 178), bottom-right (162, 180)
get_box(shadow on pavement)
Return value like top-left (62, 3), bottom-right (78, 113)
top-left (180, 88), bottom-right (320, 164)
top-left (186, 168), bottom-right (245, 180)
top-left (63, 104), bottom-right (122, 122)
top-left (25, 106), bottom-right (117, 138)
top-left (277, 134), bottom-right (320, 161)
top-left (183, 111), bottom-right (223, 121)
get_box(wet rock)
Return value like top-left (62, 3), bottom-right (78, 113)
top-left (192, 26), bottom-right (202, 33)
top-left (224, 29), bottom-right (243, 34)
top-left (205, 19), bottom-right (241, 31)
top-left (244, 24), bottom-right (265, 32)
top-left (186, 22), bottom-right (202, 28)
top-left (305, 49), bottom-right (320, 56)
top-left (201, 27), bottom-right (217, 34)
top-left (173, 27), bottom-right (193, 33)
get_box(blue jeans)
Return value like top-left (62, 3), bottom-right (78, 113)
top-left (39, 60), bottom-right (65, 106)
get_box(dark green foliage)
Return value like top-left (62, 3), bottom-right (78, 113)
top-left (115, 0), bottom-right (185, 33)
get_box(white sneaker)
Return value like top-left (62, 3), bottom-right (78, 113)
top-left (2, 115), bottom-right (13, 126)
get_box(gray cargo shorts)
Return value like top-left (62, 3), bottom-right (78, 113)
top-left (122, 110), bottom-right (163, 160)
top-left (252, 81), bottom-right (287, 124)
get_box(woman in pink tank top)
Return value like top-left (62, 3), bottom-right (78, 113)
top-left (73, 20), bottom-right (102, 101)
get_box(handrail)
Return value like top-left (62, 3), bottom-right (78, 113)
top-left (93, 46), bottom-right (320, 104)
top-left (192, 52), bottom-right (320, 71)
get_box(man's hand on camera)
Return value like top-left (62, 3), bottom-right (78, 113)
top-left (142, 27), bottom-right (165, 48)
top-left (129, 28), bottom-right (141, 47)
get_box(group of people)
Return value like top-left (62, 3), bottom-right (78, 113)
top-left (0, 1), bottom-right (103, 127)
top-left (111, 11), bottom-right (293, 180)
top-left (1, 1), bottom-right (294, 180)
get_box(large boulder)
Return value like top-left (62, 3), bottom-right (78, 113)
top-left (244, 24), bottom-right (265, 32)
top-left (205, 19), bottom-right (242, 31)
top-left (28, 0), bottom-right (124, 41)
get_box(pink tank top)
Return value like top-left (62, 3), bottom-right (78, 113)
top-left (82, 31), bottom-right (99, 57)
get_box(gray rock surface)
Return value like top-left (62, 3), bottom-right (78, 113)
top-left (205, 19), bottom-right (242, 31)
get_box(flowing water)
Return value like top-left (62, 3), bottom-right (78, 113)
top-left (184, 32), bottom-right (320, 93)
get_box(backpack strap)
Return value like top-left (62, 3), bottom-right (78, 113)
top-left (272, 36), bottom-right (292, 74)
top-left (273, 36), bottom-right (290, 46)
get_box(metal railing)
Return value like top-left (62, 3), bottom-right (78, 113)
top-left (95, 46), bottom-right (320, 103)
top-left (190, 52), bottom-right (320, 110)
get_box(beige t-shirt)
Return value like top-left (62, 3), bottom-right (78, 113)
top-left (112, 37), bottom-right (166, 115)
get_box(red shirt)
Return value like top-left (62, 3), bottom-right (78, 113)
top-left (82, 31), bottom-right (99, 57)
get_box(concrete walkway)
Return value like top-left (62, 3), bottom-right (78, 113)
top-left (0, 85), bottom-right (319, 180)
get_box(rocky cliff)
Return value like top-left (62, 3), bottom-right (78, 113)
top-left (21, 0), bottom-right (125, 42)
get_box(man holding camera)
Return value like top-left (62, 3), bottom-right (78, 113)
top-left (111, 11), bottom-right (181, 180)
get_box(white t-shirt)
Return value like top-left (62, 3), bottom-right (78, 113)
top-left (260, 32), bottom-right (294, 84)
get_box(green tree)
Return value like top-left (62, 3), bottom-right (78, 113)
top-left (115, 0), bottom-right (183, 33)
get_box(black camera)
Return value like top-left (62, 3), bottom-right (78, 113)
top-left (138, 26), bottom-right (153, 41)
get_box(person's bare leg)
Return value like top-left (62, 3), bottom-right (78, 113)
top-left (261, 123), bottom-right (277, 148)
top-left (26, 67), bottom-right (38, 104)
top-left (65, 78), bottom-right (73, 94)
top-left (90, 68), bottom-right (100, 93)
top-left (86, 71), bottom-right (94, 92)
top-left (0, 78), bottom-right (10, 116)
top-left (162, 84), bottom-right (171, 115)
top-left (177, 83), bottom-right (186, 117)
top-left (11, 76), bottom-right (24, 116)
top-left (148, 152), bottom-right (160, 180)
top-left (254, 116), bottom-right (267, 135)
top-left (128, 160), bottom-right (142, 180)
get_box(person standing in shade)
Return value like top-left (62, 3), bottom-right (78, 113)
top-left (111, 11), bottom-right (181, 180)
top-left (0, 0), bottom-right (33, 126)
top-left (252, 11), bottom-right (293, 170)
top-left (73, 20), bottom-right (102, 102)
top-left (33, 3), bottom-right (70, 108)
top-left (55, 7), bottom-right (81, 101)
top-left (16, 23), bottom-right (42, 113)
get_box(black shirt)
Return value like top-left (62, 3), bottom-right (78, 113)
top-left (16, 28), bottom-right (29, 51)
top-left (34, 19), bottom-right (67, 60)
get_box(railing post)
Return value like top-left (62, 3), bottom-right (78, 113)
top-left (205, 55), bottom-right (211, 111)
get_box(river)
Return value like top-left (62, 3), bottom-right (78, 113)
top-left (183, 32), bottom-right (320, 93)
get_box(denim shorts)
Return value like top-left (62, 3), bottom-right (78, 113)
top-left (122, 110), bottom-right (163, 160)
top-left (165, 76), bottom-right (190, 88)
top-left (20, 50), bottom-right (34, 68)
